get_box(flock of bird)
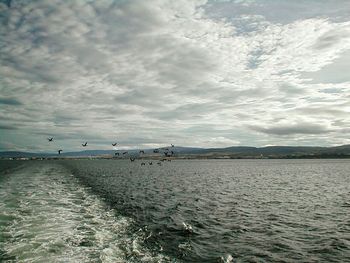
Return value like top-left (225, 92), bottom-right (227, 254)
top-left (47, 137), bottom-right (176, 164)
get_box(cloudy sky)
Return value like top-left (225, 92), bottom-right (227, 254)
top-left (1, 0), bottom-right (350, 152)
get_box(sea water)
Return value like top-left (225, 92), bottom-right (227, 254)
top-left (1, 159), bottom-right (349, 262)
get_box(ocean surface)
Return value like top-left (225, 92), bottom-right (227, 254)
top-left (0, 159), bottom-right (349, 262)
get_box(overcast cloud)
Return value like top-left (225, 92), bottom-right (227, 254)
top-left (1, 0), bottom-right (350, 152)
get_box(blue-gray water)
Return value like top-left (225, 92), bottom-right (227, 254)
top-left (1, 159), bottom-right (349, 262)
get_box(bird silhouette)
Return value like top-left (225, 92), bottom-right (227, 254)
top-left (171, 144), bottom-right (174, 147)
top-left (139, 150), bottom-right (145, 154)
top-left (58, 149), bottom-right (62, 154)
top-left (130, 157), bottom-right (135, 162)
top-left (149, 162), bottom-right (153, 165)
top-left (153, 149), bottom-right (159, 153)
top-left (82, 142), bottom-right (88, 147)
top-left (141, 162), bottom-right (146, 166)
top-left (48, 137), bottom-right (53, 142)
top-left (112, 143), bottom-right (117, 146)
top-left (115, 152), bottom-right (119, 156)
top-left (123, 151), bottom-right (128, 155)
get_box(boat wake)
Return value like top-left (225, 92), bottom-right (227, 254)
top-left (0, 162), bottom-right (169, 262)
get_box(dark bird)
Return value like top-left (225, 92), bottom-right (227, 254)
top-left (130, 157), bottom-right (135, 162)
top-left (139, 150), bottom-right (145, 154)
top-left (48, 137), bottom-right (53, 142)
top-left (82, 142), bottom-right (88, 147)
top-left (171, 144), bottom-right (174, 147)
top-left (153, 149), bottom-right (159, 153)
top-left (141, 162), bottom-right (146, 166)
top-left (115, 152), bottom-right (119, 156)
top-left (149, 162), bottom-right (153, 165)
top-left (112, 143), bottom-right (117, 146)
top-left (58, 149), bottom-right (62, 154)
top-left (123, 151), bottom-right (128, 155)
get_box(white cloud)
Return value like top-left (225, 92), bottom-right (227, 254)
top-left (0, 0), bottom-right (350, 151)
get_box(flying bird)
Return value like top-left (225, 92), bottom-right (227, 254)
top-left (123, 151), bottom-right (128, 155)
top-left (149, 162), bottom-right (153, 165)
top-left (141, 162), bottom-right (146, 166)
top-left (48, 137), bottom-right (53, 142)
top-left (139, 150), bottom-right (145, 154)
top-left (58, 149), bottom-right (62, 154)
top-left (112, 143), bottom-right (117, 146)
top-left (171, 144), bottom-right (174, 147)
top-left (130, 157), bottom-right (135, 162)
top-left (153, 149), bottom-right (159, 153)
top-left (82, 142), bottom-right (88, 147)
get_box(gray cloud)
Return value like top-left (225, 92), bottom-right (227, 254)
top-left (0, 124), bottom-right (18, 130)
top-left (0, 0), bottom-right (350, 151)
top-left (313, 28), bottom-right (350, 50)
top-left (0, 97), bottom-right (22, 105)
top-left (250, 123), bottom-right (333, 136)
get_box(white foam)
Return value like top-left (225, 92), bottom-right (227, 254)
top-left (0, 163), bottom-right (170, 262)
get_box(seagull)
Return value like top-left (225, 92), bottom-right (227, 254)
top-left (139, 150), bottom-right (145, 154)
top-left (141, 162), bottom-right (146, 166)
top-left (48, 137), bottom-right (53, 142)
top-left (149, 162), bottom-right (153, 165)
top-left (82, 142), bottom-right (88, 147)
top-left (130, 157), bottom-right (135, 162)
top-left (112, 143), bottom-right (117, 146)
top-left (58, 149), bottom-right (62, 154)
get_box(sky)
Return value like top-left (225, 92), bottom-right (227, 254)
top-left (1, 0), bottom-right (350, 152)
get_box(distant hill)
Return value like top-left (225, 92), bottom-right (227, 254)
top-left (1, 145), bottom-right (350, 159)
top-left (0, 147), bottom-right (202, 158)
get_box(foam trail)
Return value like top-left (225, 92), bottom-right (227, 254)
top-left (0, 162), bottom-right (169, 262)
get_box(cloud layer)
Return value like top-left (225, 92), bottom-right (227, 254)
top-left (1, 0), bottom-right (350, 152)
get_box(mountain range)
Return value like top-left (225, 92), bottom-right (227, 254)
top-left (1, 145), bottom-right (350, 159)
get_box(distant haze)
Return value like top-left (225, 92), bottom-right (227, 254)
top-left (1, 0), bottom-right (350, 152)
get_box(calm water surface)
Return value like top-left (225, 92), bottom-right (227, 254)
top-left (0, 159), bottom-right (349, 262)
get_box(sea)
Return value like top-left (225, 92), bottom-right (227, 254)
top-left (0, 159), bottom-right (349, 262)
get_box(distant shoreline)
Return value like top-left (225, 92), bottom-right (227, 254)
top-left (1, 144), bottom-right (350, 160)
top-left (2, 154), bottom-right (350, 161)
